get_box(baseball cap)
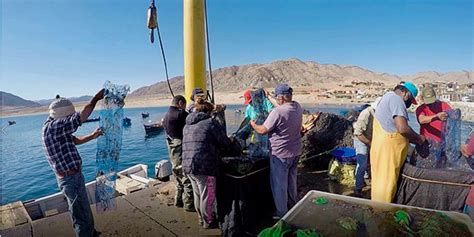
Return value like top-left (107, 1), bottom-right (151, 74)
top-left (192, 87), bottom-right (205, 97)
top-left (421, 87), bottom-right (437, 104)
top-left (243, 90), bottom-right (252, 105)
top-left (275, 84), bottom-right (293, 96)
top-left (401, 81), bottom-right (418, 105)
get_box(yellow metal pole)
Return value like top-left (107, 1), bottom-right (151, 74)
top-left (183, 0), bottom-right (207, 102)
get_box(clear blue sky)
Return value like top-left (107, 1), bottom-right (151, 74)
top-left (1, 0), bottom-right (472, 100)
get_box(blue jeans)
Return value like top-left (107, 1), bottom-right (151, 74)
top-left (57, 172), bottom-right (95, 237)
top-left (354, 138), bottom-right (368, 191)
top-left (270, 155), bottom-right (299, 217)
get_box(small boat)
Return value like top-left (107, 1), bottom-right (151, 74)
top-left (84, 117), bottom-right (100, 123)
top-left (235, 109), bottom-right (242, 113)
top-left (141, 112), bottom-right (150, 118)
top-left (8, 121), bottom-right (16, 126)
top-left (144, 123), bottom-right (164, 135)
top-left (123, 117), bottom-right (132, 127)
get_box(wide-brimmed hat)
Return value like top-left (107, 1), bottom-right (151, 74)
top-left (421, 87), bottom-right (437, 104)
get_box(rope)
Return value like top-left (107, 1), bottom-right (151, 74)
top-left (155, 26), bottom-right (174, 98)
top-left (223, 166), bottom-right (269, 179)
top-left (299, 148), bottom-right (337, 163)
top-left (204, 0), bottom-right (215, 103)
top-left (401, 174), bottom-right (472, 188)
top-left (150, 0), bottom-right (174, 97)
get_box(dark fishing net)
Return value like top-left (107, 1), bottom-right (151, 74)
top-left (416, 109), bottom-right (472, 171)
top-left (95, 81), bottom-right (129, 212)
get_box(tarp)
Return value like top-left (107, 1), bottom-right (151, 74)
top-left (396, 163), bottom-right (473, 212)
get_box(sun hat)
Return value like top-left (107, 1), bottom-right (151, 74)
top-left (421, 87), bottom-right (437, 104)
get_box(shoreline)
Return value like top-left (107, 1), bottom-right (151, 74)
top-left (1, 93), bottom-right (473, 122)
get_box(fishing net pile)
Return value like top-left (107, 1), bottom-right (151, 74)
top-left (415, 109), bottom-right (472, 171)
top-left (300, 113), bottom-right (354, 168)
top-left (95, 81), bottom-right (129, 212)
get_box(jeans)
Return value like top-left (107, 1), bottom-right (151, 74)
top-left (354, 138), bottom-right (368, 191)
top-left (270, 155), bottom-right (299, 218)
top-left (166, 137), bottom-right (193, 209)
top-left (188, 174), bottom-right (217, 227)
top-left (57, 172), bottom-right (96, 237)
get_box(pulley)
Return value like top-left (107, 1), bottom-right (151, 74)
top-left (147, 0), bottom-right (158, 43)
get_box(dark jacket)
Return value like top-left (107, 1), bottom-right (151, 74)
top-left (182, 112), bottom-right (230, 176)
top-left (163, 106), bottom-right (188, 140)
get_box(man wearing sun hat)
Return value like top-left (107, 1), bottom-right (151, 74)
top-left (250, 84), bottom-right (303, 219)
top-left (42, 90), bottom-right (104, 237)
top-left (370, 81), bottom-right (427, 203)
top-left (415, 85), bottom-right (452, 143)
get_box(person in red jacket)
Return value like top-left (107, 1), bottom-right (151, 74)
top-left (461, 133), bottom-right (474, 220)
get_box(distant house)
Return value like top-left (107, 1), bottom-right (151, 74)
top-left (440, 93), bottom-right (461, 102)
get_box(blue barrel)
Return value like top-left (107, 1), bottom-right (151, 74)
top-left (332, 147), bottom-right (357, 164)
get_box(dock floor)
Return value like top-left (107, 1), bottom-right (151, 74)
top-left (1, 169), bottom-right (370, 237)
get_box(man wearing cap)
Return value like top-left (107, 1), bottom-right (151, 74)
top-left (250, 84), bottom-right (303, 219)
top-left (42, 90), bottom-right (104, 237)
top-left (370, 82), bottom-right (426, 203)
top-left (415, 86), bottom-right (452, 143)
top-left (186, 88), bottom-right (206, 113)
top-left (352, 97), bottom-right (381, 197)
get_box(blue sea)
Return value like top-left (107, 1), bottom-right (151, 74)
top-left (0, 105), bottom-right (472, 205)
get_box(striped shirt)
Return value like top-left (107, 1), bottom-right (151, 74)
top-left (42, 112), bottom-right (82, 174)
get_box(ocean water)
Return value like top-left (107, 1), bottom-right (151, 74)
top-left (0, 105), bottom-right (472, 205)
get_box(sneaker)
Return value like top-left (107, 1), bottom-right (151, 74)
top-left (203, 222), bottom-right (218, 229)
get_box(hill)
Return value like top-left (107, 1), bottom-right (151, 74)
top-left (0, 91), bottom-right (41, 108)
top-left (129, 58), bottom-right (472, 97)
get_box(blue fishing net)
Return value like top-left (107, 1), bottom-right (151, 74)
top-left (416, 109), bottom-right (472, 171)
top-left (248, 89), bottom-right (270, 158)
top-left (95, 81), bottom-right (129, 212)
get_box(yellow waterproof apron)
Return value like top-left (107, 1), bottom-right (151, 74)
top-left (370, 118), bottom-right (409, 202)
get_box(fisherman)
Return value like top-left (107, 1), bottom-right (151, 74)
top-left (182, 97), bottom-right (232, 228)
top-left (352, 97), bottom-right (381, 197)
top-left (186, 87), bottom-right (206, 113)
top-left (250, 84), bottom-right (303, 219)
top-left (415, 86), bottom-right (452, 143)
top-left (460, 134), bottom-right (474, 220)
top-left (163, 95), bottom-right (194, 212)
top-left (370, 82), bottom-right (427, 203)
top-left (42, 91), bottom-right (104, 237)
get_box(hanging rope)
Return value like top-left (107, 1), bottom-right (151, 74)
top-left (148, 0), bottom-right (174, 97)
top-left (155, 25), bottom-right (174, 97)
top-left (204, 0), bottom-right (215, 103)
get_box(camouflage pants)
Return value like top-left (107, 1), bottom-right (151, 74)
top-left (166, 137), bottom-right (194, 209)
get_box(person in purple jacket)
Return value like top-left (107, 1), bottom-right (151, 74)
top-left (250, 84), bottom-right (303, 219)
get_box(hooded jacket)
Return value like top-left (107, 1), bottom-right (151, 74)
top-left (182, 112), bottom-right (230, 176)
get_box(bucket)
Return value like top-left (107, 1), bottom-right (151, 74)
top-left (332, 147), bottom-right (356, 164)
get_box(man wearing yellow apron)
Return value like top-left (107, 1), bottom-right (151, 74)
top-left (370, 82), bottom-right (426, 202)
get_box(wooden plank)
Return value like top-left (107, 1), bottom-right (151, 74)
top-left (0, 202), bottom-right (31, 230)
top-left (115, 175), bottom-right (146, 195)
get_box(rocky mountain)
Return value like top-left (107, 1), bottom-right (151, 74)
top-left (36, 96), bottom-right (93, 106)
top-left (129, 58), bottom-right (471, 97)
top-left (0, 91), bottom-right (42, 107)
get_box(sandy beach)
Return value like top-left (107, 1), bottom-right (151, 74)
top-left (1, 91), bottom-right (473, 122)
